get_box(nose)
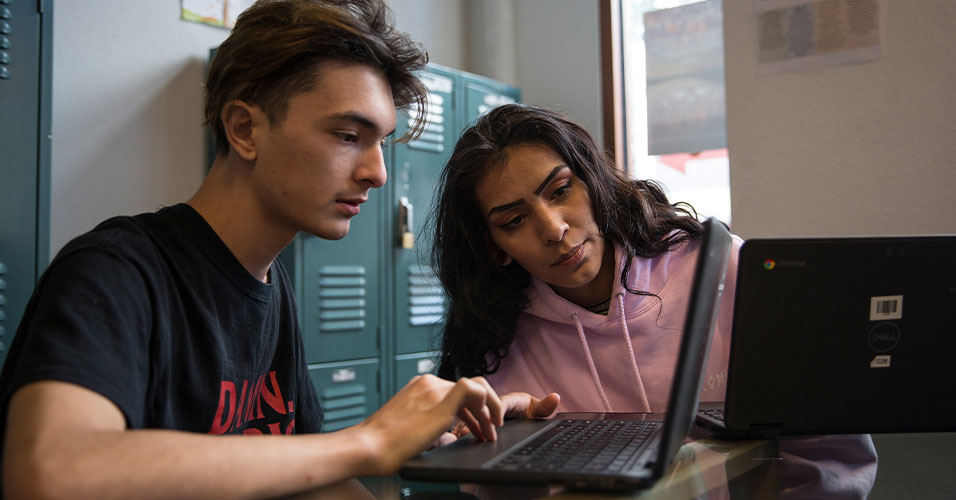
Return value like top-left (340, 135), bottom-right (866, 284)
top-left (538, 208), bottom-right (569, 244)
top-left (357, 144), bottom-right (387, 188)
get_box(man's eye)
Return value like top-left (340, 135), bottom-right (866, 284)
top-left (337, 133), bottom-right (358, 143)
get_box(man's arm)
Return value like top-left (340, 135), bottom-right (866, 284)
top-left (3, 374), bottom-right (503, 500)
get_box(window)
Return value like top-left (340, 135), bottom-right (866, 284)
top-left (610, 0), bottom-right (731, 224)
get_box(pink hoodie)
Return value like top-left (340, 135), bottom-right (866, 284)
top-left (486, 236), bottom-right (738, 412)
top-left (484, 236), bottom-right (878, 499)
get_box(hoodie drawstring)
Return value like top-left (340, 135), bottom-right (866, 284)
top-left (572, 312), bottom-right (613, 412)
top-left (571, 293), bottom-right (652, 413)
top-left (617, 293), bottom-right (651, 412)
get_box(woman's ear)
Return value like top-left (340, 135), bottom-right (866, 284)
top-left (220, 100), bottom-right (261, 162)
top-left (493, 247), bottom-right (513, 267)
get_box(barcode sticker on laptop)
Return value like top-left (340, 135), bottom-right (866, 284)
top-left (870, 295), bottom-right (903, 321)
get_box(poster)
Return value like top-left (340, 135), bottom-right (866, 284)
top-left (181, 0), bottom-right (256, 29)
top-left (754, 0), bottom-right (883, 75)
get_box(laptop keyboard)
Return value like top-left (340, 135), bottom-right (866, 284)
top-left (699, 407), bottom-right (725, 425)
top-left (492, 419), bottom-right (660, 473)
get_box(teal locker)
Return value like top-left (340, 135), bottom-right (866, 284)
top-left (389, 65), bottom-right (459, 358)
top-left (463, 72), bottom-right (520, 126)
top-left (280, 186), bottom-right (384, 364)
top-left (308, 358), bottom-right (380, 432)
top-left (387, 66), bottom-right (520, 394)
top-left (393, 351), bottom-right (440, 389)
top-left (0, 0), bottom-right (52, 366)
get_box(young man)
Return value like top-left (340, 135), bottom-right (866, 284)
top-left (0, 1), bottom-right (557, 498)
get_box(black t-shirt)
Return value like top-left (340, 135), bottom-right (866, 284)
top-left (0, 204), bottom-right (323, 451)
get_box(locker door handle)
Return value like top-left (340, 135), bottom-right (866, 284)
top-left (398, 197), bottom-right (414, 249)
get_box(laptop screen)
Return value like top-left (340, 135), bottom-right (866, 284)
top-left (655, 217), bottom-right (732, 475)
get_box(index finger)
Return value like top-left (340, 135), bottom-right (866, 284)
top-left (468, 376), bottom-right (504, 427)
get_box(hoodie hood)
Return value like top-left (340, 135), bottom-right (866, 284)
top-left (485, 234), bottom-right (734, 414)
top-left (523, 239), bottom-right (694, 330)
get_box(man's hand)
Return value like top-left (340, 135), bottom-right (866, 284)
top-left (349, 374), bottom-right (504, 476)
top-left (448, 391), bottom-right (561, 439)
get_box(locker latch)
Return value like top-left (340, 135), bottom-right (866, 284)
top-left (398, 196), bottom-right (414, 249)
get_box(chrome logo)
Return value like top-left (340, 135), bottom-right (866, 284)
top-left (763, 259), bottom-right (776, 270)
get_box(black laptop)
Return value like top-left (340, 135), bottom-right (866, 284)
top-left (697, 234), bottom-right (956, 438)
top-left (400, 218), bottom-right (733, 492)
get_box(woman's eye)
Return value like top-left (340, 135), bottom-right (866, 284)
top-left (500, 215), bottom-right (525, 230)
top-left (552, 181), bottom-right (572, 199)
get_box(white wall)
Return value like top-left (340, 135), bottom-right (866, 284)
top-left (724, 0), bottom-right (956, 238)
top-left (513, 0), bottom-right (603, 142)
top-left (390, 0), bottom-right (466, 69)
top-left (51, 1), bottom-right (230, 254)
top-left (465, 0), bottom-right (517, 86)
top-left (398, 0), bottom-right (604, 143)
top-left (422, 0), bottom-right (604, 140)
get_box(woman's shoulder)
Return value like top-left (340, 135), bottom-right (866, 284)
top-left (618, 234), bottom-right (696, 289)
top-left (619, 228), bottom-right (743, 293)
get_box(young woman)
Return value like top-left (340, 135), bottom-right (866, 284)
top-left (432, 103), bottom-right (732, 412)
top-left (430, 104), bottom-right (877, 498)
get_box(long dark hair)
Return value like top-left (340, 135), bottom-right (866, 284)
top-left (430, 104), bottom-right (702, 379)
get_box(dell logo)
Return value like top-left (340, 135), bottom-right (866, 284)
top-left (867, 322), bottom-right (901, 352)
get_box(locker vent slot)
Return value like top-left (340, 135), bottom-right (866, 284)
top-left (476, 92), bottom-right (517, 118)
top-left (0, 5), bottom-right (10, 80)
top-left (320, 384), bottom-right (368, 432)
top-left (408, 266), bottom-right (445, 326)
top-left (317, 266), bottom-right (366, 333)
top-left (408, 91), bottom-right (446, 153)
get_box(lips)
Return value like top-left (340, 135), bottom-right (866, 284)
top-left (336, 197), bottom-right (366, 217)
top-left (552, 244), bottom-right (583, 266)
top-left (337, 196), bottom-right (367, 206)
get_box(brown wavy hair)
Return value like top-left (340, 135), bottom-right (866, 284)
top-left (430, 104), bottom-right (704, 379)
top-left (204, 0), bottom-right (428, 157)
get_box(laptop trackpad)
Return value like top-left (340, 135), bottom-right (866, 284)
top-left (408, 419), bottom-right (554, 469)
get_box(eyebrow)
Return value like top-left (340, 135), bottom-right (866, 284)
top-left (534, 165), bottom-right (567, 195)
top-left (327, 111), bottom-right (396, 137)
top-left (487, 165), bottom-right (569, 217)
